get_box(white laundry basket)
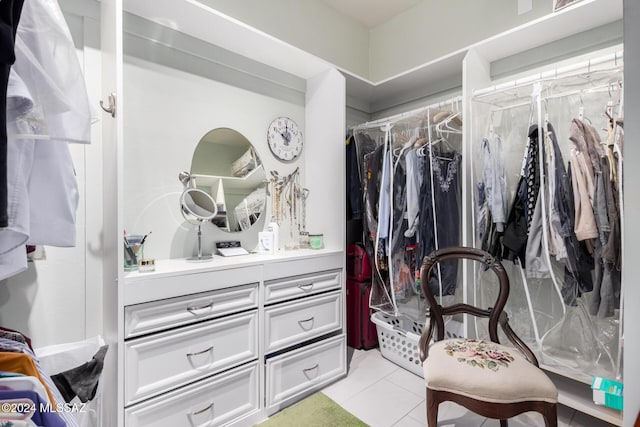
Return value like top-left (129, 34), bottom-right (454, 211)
top-left (371, 311), bottom-right (465, 378)
top-left (371, 312), bottom-right (425, 377)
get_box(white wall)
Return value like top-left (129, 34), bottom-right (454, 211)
top-left (369, 0), bottom-right (553, 81)
top-left (194, 0), bottom-right (567, 84)
top-left (305, 69), bottom-right (346, 250)
top-left (197, 0), bottom-right (370, 79)
top-left (123, 56), bottom-right (306, 260)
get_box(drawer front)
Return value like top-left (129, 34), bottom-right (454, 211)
top-left (125, 310), bottom-right (258, 405)
top-left (125, 283), bottom-right (257, 338)
top-left (266, 334), bottom-right (346, 412)
top-left (262, 252), bottom-right (343, 281)
top-left (264, 291), bottom-right (342, 353)
top-left (125, 361), bottom-right (259, 427)
top-left (264, 270), bottom-right (341, 305)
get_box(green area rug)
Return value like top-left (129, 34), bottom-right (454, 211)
top-left (255, 392), bottom-right (369, 427)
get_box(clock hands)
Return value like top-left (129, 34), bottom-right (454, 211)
top-left (280, 123), bottom-right (291, 145)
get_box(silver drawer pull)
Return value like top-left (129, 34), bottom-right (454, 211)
top-left (187, 302), bottom-right (214, 315)
top-left (297, 317), bottom-right (315, 330)
top-left (297, 283), bottom-right (314, 291)
top-left (186, 345), bottom-right (214, 358)
top-left (190, 402), bottom-right (214, 416)
top-left (302, 364), bottom-right (319, 379)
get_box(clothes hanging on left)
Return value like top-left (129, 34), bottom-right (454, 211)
top-left (0, 0), bottom-right (25, 229)
top-left (0, 0), bottom-right (92, 281)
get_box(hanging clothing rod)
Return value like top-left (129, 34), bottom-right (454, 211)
top-left (473, 50), bottom-right (623, 99)
top-left (352, 95), bottom-right (463, 131)
top-left (486, 81), bottom-right (622, 114)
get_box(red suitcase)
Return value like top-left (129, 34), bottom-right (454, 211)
top-left (346, 243), bottom-right (372, 282)
top-left (346, 279), bottom-right (378, 350)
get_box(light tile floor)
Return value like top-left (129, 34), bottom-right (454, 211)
top-left (322, 347), bottom-right (617, 427)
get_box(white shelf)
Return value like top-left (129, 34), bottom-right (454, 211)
top-left (192, 165), bottom-right (265, 193)
top-left (545, 370), bottom-right (623, 426)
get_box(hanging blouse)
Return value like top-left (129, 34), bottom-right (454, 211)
top-left (0, 70), bottom-right (34, 280)
top-left (11, 0), bottom-right (92, 144)
top-left (502, 125), bottom-right (540, 267)
top-left (480, 135), bottom-right (508, 231)
top-left (568, 119), bottom-right (600, 241)
top-left (0, 0), bottom-right (25, 229)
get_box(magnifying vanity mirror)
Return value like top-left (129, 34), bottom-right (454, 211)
top-left (179, 177), bottom-right (218, 262)
top-left (185, 128), bottom-right (267, 252)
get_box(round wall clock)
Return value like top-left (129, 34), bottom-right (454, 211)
top-left (267, 116), bottom-right (303, 162)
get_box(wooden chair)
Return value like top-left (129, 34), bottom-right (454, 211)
top-left (418, 247), bottom-right (558, 427)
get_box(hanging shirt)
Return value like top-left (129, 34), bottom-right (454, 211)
top-left (480, 135), bottom-right (508, 231)
top-left (12, 0), bottom-right (92, 144)
top-left (503, 125), bottom-right (540, 267)
top-left (377, 140), bottom-right (391, 242)
top-left (525, 191), bottom-right (550, 279)
top-left (345, 135), bottom-right (362, 220)
top-left (404, 147), bottom-right (421, 237)
top-left (0, 70), bottom-right (34, 280)
top-left (568, 119), bottom-right (599, 241)
top-left (0, 0), bottom-right (25, 229)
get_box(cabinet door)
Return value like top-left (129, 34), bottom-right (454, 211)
top-left (264, 291), bottom-right (342, 353)
top-left (265, 335), bottom-right (346, 413)
top-left (125, 361), bottom-right (259, 427)
top-left (125, 310), bottom-right (258, 405)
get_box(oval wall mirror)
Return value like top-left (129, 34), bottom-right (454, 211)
top-left (190, 128), bottom-right (267, 234)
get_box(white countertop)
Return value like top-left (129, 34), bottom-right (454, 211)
top-left (124, 248), bottom-right (343, 282)
top-left (122, 248), bottom-right (344, 306)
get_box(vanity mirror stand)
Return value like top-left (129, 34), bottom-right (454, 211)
top-left (179, 172), bottom-right (217, 262)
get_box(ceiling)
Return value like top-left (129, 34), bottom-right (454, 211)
top-left (318, 0), bottom-right (422, 28)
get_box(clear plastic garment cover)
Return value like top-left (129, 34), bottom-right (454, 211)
top-left (352, 101), bottom-right (464, 324)
top-left (470, 56), bottom-right (624, 384)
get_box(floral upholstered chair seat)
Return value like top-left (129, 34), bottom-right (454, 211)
top-left (423, 338), bottom-right (557, 404)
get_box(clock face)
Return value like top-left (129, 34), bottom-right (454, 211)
top-left (267, 117), bottom-right (303, 162)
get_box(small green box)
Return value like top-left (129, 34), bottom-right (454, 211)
top-left (591, 377), bottom-right (623, 411)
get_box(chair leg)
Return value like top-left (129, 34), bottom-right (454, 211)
top-left (426, 388), bottom-right (439, 427)
top-left (542, 403), bottom-right (557, 427)
top-left (500, 420), bottom-right (508, 427)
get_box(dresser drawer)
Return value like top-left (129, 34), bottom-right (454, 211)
top-left (264, 270), bottom-right (341, 305)
top-left (264, 290), bottom-right (342, 353)
top-left (125, 283), bottom-right (258, 338)
top-left (125, 361), bottom-right (259, 427)
top-left (125, 310), bottom-right (258, 405)
top-left (265, 334), bottom-right (346, 413)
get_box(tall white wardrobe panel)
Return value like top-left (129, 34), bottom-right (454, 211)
top-left (622, 0), bottom-right (640, 424)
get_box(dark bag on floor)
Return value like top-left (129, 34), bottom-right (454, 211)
top-left (346, 279), bottom-right (378, 350)
top-left (346, 243), bottom-right (372, 282)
